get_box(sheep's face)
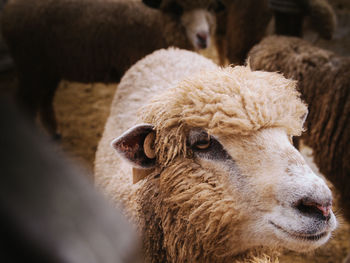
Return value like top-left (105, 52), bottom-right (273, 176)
top-left (185, 126), bottom-right (337, 253)
top-left (143, 0), bottom-right (223, 49)
top-left (112, 66), bottom-right (337, 258)
top-left (180, 8), bottom-right (215, 50)
top-left (112, 124), bottom-right (337, 256)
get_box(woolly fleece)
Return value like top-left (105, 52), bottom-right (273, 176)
top-left (95, 48), bottom-right (306, 262)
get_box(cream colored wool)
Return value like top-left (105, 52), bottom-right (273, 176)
top-left (141, 65), bottom-right (307, 166)
top-left (95, 48), bottom-right (217, 221)
top-left (95, 48), bottom-right (332, 262)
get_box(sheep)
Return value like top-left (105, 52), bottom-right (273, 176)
top-left (248, 35), bottom-right (350, 225)
top-left (268, 0), bottom-right (336, 39)
top-left (1, 0), bottom-right (219, 137)
top-left (215, 0), bottom-right (272, 65)
top-left (214, 0), bottom-right (336, 65)
top-left (94, 48), bottom-right (337, 262)
top-left (0, 98), bottom-right (140, 263)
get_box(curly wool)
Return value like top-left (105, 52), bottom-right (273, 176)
top-left (95, 48), bottom-right (306, 263)
top-left (141, 65), bottom-right (307, 166)
top-left (136, 159), bottom-right (280, 262)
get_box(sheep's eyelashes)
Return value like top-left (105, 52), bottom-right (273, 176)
top-left (144, 132), bottom-right (156, 159)
top-left (194, 139), bottom-right (211, 150)
top-left (189, 130), bottom-right (230, 160)
top-left (191, 132), bottom-right (211, 150)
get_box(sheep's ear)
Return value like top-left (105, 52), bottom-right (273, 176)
top-left (142, 0), bottom-right (162, 9)
top-left (111, 124), bottom-right (156, 169)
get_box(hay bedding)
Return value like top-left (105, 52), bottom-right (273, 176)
top-left (54, 81), bottom-right (116, 174)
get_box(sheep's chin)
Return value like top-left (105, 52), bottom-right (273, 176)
top-left (269, 222), bottom-right (331, 251)
top-left (266, 209), bottom-right (337, 252)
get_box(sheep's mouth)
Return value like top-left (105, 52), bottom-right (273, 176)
top-left (196, 41), bottom-right (208, 49)
top-left (270, 221), bottom-right (329, 242)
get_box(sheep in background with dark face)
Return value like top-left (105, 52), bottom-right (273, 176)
top-left (214, 0), bottom-right (336, 65)
top-left (1, 0), bottom-right (220, 137)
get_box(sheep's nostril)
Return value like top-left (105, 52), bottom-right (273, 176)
top-left (196, 32), bottom-right (207, 41)
top-left (316, 204), bottom-right (331, 217)
top-left (296, 198), bottom-right (332, 220)
top-left (196, 32), bottom-right (208, 47)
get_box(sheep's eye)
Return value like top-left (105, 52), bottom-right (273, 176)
top-left (194, 139), bottom-right (211, 150)
top-left (192, 132), bottom-right (211, 150)
top-left (188, 129), bottom-right (213, 151)
top-left (189, 130), bottom-right (230, 160)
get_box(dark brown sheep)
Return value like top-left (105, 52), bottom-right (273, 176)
top-left (1, 0), bottom-right (219, 136)
top-left (215, 0), bottom-right (272, 65)
top-left (248, 35), bottom-right (350, 222)
top-left (214, 0), bottom-right (336, 65)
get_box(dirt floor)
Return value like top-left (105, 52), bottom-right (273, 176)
top-left (55, 81), bottom-right (116, 175)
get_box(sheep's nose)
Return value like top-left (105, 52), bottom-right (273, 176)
top-left (295, 197), bottom-right (332, 220)
top-left (196, 32), bottom-right (208, 48)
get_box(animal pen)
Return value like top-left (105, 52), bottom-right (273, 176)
top-left (0, 0), bottom-right (349, 262)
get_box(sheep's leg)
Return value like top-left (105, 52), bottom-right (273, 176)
top-left (215, 10), bottom-right (228, 66)
top-left (38, 77), bottom-right (60, 139)
top-left (273, 11), bottom-right (304, 37)
top-left (16, 71), bottom-right (59, 138)
top-left (16, 74), bottom-right (42, 125)
top-left (215, 36), bottom-right (228, 66)
top-left (225, 0), bottom-right (271, 64)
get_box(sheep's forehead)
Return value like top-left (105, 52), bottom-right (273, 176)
top-left (142, 66), bottom-right (307, 138)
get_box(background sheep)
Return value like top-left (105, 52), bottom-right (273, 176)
top-left (213, 0), bottom-right (336, 65)
top-left (215, 0), bottom-right (272, 65)
top-left (0, 98), bottom-right (140, 263)
top-left (268, 0), bottom-right (336, 39)
top-left (94, 48), bottom-right (337, 262)
top-left (1, 0), bottom-right (219, 136)
top-left (248, 35), bottom-right (350, 225)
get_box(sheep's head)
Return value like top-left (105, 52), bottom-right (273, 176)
top-left (112, 66), bottom-right (337, 259)
top-left (142, 0), bottom-right (224, 49)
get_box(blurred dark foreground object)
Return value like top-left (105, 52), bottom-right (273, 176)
top-left (0, 0), bottom-right (14, 73)
top-left (0, 99), bottom-right (141, 263)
